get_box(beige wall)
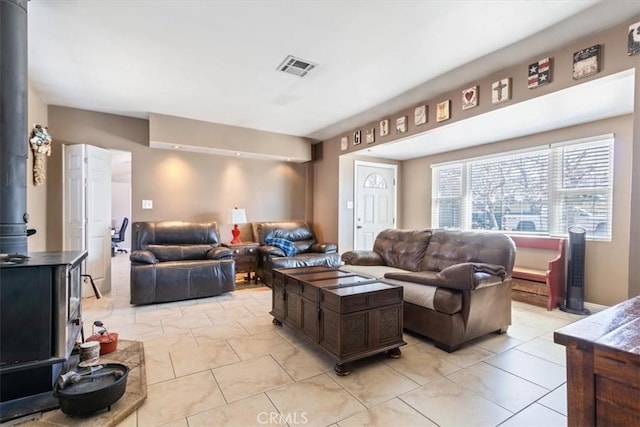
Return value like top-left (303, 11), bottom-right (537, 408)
top-left (44, 106), bottom-right (312, 249)
top-left (312, 141), bottom-right (339, 244)
top-left (26, 85), bottom-right (48, 251)
top-left (150, 113), bottom-right (313, 162)
top-left (315, 17), bottom-right (640, 306)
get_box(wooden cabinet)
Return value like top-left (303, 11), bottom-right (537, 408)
top-left (224, 242), bottom-right (259, 282)
top-left (554, 296), bottom-right (640, 426)
top-left (271, 266), bottom-right (404, 375)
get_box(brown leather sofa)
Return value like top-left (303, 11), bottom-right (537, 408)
top-left (251, 221), bottom-right (341, 285)
top-left (341, 229), bottom-right (516, 352)
top-left (129, 221), bottom-right (235, 305)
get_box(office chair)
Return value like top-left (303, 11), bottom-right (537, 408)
top-left (111, 217), bottom-right (129, 255)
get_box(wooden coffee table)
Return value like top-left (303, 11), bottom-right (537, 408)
top-left (271, 266), bottom-right (405, 375)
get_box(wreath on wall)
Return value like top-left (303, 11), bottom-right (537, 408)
top-left (29, 124), bottom-right (52, 186)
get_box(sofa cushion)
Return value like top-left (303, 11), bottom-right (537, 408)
top-left (340, 264), bottom-right (407, 279)
top-left (206, 247), bottom-right (233, 260)
top-left (270, 252), bottom-right (341, 269)
top-left (133, 221), bottom-right (222, 249)
top-left (257, 221), bottom-right (317, 253)
top-left (385, 279), bottom-right (438, 310)
top-left (147, 244), bottom-right (214, 262)
top-left (373, 229), bottom-right (432, 272)
top-left (433, 288), bottom-right (463, 314)
top-left (342, 250), bottom-right (385, 266)
top-left (422, 230), bottom-right (516, 273)
top-left (381, 279), bottom-right (462, 314)
top-left (385, 263), bottom-right (506, 291)
top-left (265, 237), bottom-right (297, 257)
top-left (130, 250), bottom-right (157, 264)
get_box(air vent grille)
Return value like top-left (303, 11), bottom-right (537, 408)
top-left (277, 55), bottom-right (317, 77)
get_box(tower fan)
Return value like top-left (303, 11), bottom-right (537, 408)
top-left (560, 226), bottom-right (591, 315)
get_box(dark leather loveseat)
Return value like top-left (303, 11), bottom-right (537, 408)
top-left (341, 229), bottom-right (516, 352)
top-left (129, 221), bottom-right (235, 305)
top-left (251, 221), bottom-right (341, 285)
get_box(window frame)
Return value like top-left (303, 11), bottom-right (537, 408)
top-left (431, 134), bottom-right (614, 240)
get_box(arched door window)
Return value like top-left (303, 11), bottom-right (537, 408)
top-left (363, 173), bottom-right (388, 189)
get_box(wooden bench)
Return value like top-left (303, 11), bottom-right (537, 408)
top-left (510, 235), bottom-right (566, 311)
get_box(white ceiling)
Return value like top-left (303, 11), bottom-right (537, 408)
top-left (28, 1), bottom-right (640, 157)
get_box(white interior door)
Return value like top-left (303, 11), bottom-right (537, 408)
top-left (86, 145), bottom-right (112, 295)
top-left (64, 145), bottom-right (85, 252)
top-left (63, 144), bottom-right (112, 296)
top-left (354, 161), bottom-right (397, 250)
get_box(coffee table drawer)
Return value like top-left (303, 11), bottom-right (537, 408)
top-left (321, 282), bottom-right (403, 314)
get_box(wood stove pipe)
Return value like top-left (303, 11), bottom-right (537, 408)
top-left (0, 0), bottom-right (29, 255)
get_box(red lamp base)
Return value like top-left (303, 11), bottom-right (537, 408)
top-left (231, 224), bottom-right (242, 244)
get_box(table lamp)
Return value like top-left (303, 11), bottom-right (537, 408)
top-left (229, 207), bottom-right (247, 244)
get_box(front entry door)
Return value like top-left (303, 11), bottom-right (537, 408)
top-left (354, 161), bottom-right (397, 250)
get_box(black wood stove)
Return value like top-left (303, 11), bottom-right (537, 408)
top-left (0, 251), bottom-right (87, 422)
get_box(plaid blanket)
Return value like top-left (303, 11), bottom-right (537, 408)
top-left (265, 237), bottom-right (297, 257)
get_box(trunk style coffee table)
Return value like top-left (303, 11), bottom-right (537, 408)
top-left (271, 266), bottom-right (405, 375)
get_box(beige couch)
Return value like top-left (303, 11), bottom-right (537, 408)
top-left (341, 229), bottom-right (516, 352)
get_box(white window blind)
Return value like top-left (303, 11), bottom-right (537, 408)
top-left (431, 164), bottom-right (462, 229)
top-left (432, 135), bottom-right (614, 239)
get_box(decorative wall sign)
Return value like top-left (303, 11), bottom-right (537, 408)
top-left (414, 105), bottom-right (427, 126)
top-left (353, 130), bottom-right (361, 145)
top-left (380, 119), bottom-right (389, 136)
top-left (573, 45), bottom-right (600, 79)
top-left (436, 100), bottom-right (450, 122)
top-left (366, 128), bottom-right (375, 144)
top-left (491, 78), bottom-right (511, 104)
top-left (340, 136), bottom-right (348, 151)
top-left (395, 116), bottom-right (407, 134)
top-left (461, 86), bottom-right (478, 110)
top-left (628, 21), bottom-right (640, 56)
top-left (527, 57), bottom-right (552, 88)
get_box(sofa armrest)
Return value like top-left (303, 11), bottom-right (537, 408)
top-left (207, 247), bottom-right (233, 260)
top-left (385, 262), bottom-right (507, 291)
top-left (130, 250), bottom-right (158, 264)
top-left (309, 242), bottom-right (337, 253)
top-left (259, 245), bottom-right (286, 257)
top-left (341, 250), bottom-right (385, 266)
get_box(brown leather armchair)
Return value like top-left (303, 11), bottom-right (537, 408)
top-left (251, 221), bottom-right (340, 285)
top-left (129, 221), bottom-right (235, 305)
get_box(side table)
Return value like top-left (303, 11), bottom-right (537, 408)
top-left (224, 242), bottom-right (260, 283)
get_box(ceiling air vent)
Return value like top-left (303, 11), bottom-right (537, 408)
top-left (277, 55), bottom-right (317, 77)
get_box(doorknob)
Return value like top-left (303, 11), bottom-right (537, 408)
top-left (357, 226), bottom-right (363, 229)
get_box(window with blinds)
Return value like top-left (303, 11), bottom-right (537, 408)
top-left (431, 135), bottom-right (614, 239)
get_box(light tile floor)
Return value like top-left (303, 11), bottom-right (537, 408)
top-left (81, 255), bottom-right (594, 427)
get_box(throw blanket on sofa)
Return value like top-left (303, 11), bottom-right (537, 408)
top-left (266, 237), bottom-right (298, 257)
top-left (384, 262), bottom-right (507, 291)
